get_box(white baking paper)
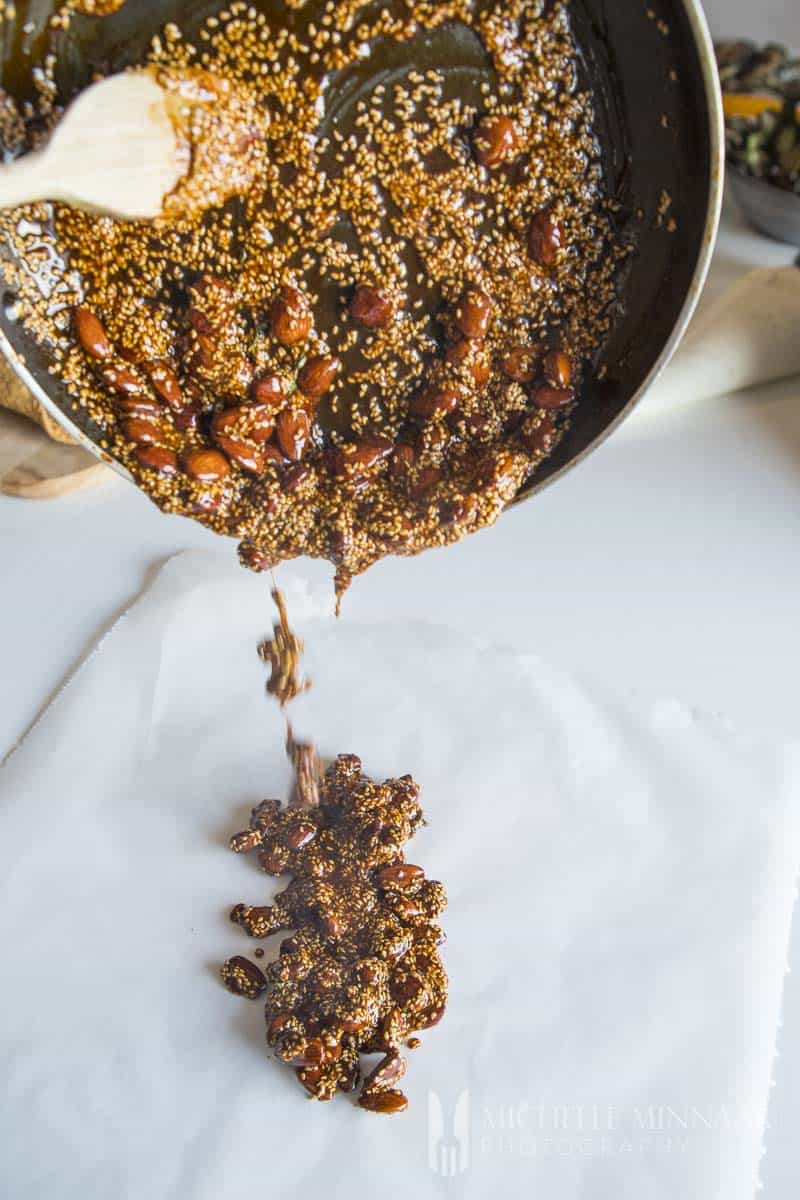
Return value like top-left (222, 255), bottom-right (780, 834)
top-left (1, 550), bottom-right (798, 1200)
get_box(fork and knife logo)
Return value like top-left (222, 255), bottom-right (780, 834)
top-left (428, 1089), bottom-right (471, 1176)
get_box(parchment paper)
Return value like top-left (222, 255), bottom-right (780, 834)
top-left (1, 550), bottom-right (798, 1200)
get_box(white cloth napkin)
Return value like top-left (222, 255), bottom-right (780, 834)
top-left (640, 197), bottom-right (800, 421)
top-left (644, 264), bottom-right (800, 417)
top-left (1, 550), bottom-right (798, 1200)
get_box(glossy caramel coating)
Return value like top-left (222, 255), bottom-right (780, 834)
top-left (224, 755), bottom-right (448, 1111)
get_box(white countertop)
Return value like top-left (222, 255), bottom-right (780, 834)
top-left (705, 0), bottom-right (794, 45)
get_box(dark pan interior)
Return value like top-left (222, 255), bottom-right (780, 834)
top-left (0, 0), bottom-right (717, 487)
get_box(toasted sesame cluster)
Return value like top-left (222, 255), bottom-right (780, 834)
top-left (0, 0), bottom-right (625, 598)
top-left (68, 0), bottom-right (126, 14)
top-left (259, 588), bottom-right (311, 708)
top-left (224, 590), bottom-right (447, 1113)
top-left (37, 0), bottom-right (127, 30)
top-left (224, 753), bottom-right (448, 1114)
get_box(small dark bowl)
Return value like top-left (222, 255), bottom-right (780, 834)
top-left (727, 168), bottom-right (800, 246)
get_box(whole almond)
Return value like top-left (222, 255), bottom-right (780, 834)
top-left (358, 1088), bottom-right (409, 1115)
top-left (521, 413), bottom-right (557, 455)
top-left (350, 284), bottom-right (394, 329)
top-left (271, 286), bottom-right (313, 347)
top-left (213, 405), bottom-right (275, 446)
top-left (188, 333), bottom-right (217, 372)
top-left (75, 307), bottom-right (113, 360)
top-left (267, 1013), bottom-right (291, 1044)
top-left (410, 386), bottom-right (460, 420)
top-left (135, 446), bottom-right (178, 475)
top-left (296, 1064), bottom-right (325, 1096)
top-left (533, 384), bottom-right (575, 409)
top-left (348, 435), bottom-right (394, 471)
top-left (528, 210), bottom-right (563, 267)
top-left (446, 338), bottom-right (491, 390)
top-left (183, 448), bottom-right (231, 482)
top-left (101, 364), bottom-right (144, 397)
top-left (378, 864), bottom-right (424, 889)
top-left (251, 372), bottom-right (285, 408)
top-left (114, 395), bottom-right (164, 418)
top-left (229, 829), bottom-right (261, 854)
top-left (454, 286), bottom-right (493, 340)
top-left (173, 403), bottom-right (202, 435)
top-left (361, 1051), bottom-right (407, 1093)
top-left (297, 354), bottom-right (340, 398)
top-left (286, 821), bottom-right (317, 850)
top-left (276, 409), bottom-right (311, 461)
top-left (501, 344), bottom-right (541, 383)
top-left (216, 434), bottom-right (265, 474)
top-left (474, 113), bottom-right (518, 167)
top-left (122, 417), bottom-right (165, 446)
top-left (146, 362), bottom-right (184, 410)
top-left (221, 956), bottom-right (267, 1000)
top-left (290, 1038), bottom-right (325, 1067)
top-left (392, 895), bottom-right (423, 921)
top-left (248, 404), bottom-right (278, 442)
top-left (543, 349), bottom-right (572, 388)
top-left (322, 912), bottom-right (342, 941)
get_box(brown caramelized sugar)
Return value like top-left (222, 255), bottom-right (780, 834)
top-left (0, 0), bottom-right (626, 598)
top-left (220, 588), bottom-right (447, 1112)
top-left (65, 0), bottom-right (127, 15)
top-left (225, 754), bottom-right (448, 1111)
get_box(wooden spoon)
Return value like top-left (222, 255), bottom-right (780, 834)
top-left (0, 72), bottom-right (183, 220)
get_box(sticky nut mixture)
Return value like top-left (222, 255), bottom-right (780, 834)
top-left (259, 587), bottom-right (311, 708)
top-left (0, 0), bottom-right (625, 599)
top-left (223, 590), bottom-right (447, 1112)
top-left (223, 753), bottom-right (448, 1114)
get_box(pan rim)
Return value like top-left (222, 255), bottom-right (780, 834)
top-left (514, 0), bottom-right (726, 503)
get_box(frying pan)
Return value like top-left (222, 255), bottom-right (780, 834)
top-left (0, 0), bottom-right (723, 507)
